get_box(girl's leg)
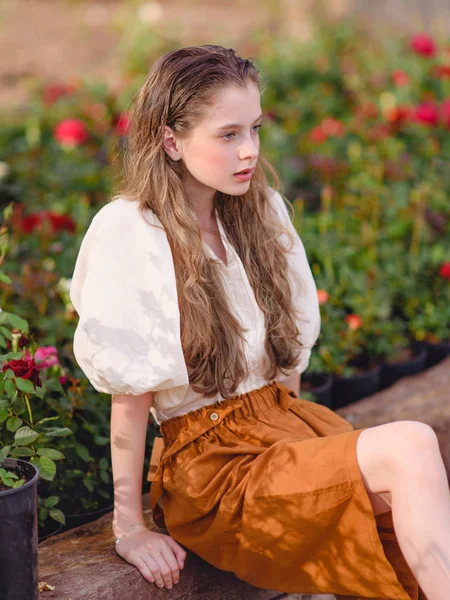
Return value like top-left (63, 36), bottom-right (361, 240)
top-left (356, 421), bottom-right (450, 600)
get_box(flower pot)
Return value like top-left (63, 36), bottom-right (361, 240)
top-left (379, 345), bottom-right (428, 391)
top-left (410, 339), bottom-right (450, 369)
top-left (0, 458), bottom-right (40, 600)
top-left (332, 357), bottom-right (381, 410)
top-left (301, 373), bottom-right (333, 408)
top-left (60, 500), bottom-right (114, 533)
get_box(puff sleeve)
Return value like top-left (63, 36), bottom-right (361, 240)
top-left (268, 188), bottom-right (321, 377)
top-left (69, 199), bottom-right (189, 395)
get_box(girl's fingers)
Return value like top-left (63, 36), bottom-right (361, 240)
top-left (130, 556), bottom-right (155, 584)
top-left (153, 551), bottom-right (175, 588)
top-left (141, 553), bottom-right (164, 588)
top-left (160, 544), bottom-right (180, 585)
top-left (166, 536), bottom-right (187, 570)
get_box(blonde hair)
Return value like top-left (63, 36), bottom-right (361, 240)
top-left (111, 44), bottom-right (309, 398)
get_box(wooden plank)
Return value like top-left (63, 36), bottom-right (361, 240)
top-left (38, 501), bottom-right (319, 599)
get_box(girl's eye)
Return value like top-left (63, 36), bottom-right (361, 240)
top-left (222, 123), bottom-right (263, 140)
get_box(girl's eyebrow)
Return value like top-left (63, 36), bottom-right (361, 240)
top-left (215, 113), bottom-right (263, 131)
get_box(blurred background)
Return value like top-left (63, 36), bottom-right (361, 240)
top-left (0, 0), bottom-right (449, 540)
top-left (1, 0), bottom-right (450, 109)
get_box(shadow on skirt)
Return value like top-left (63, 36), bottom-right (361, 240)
top-left (148, 381), bottom-right (427, 599)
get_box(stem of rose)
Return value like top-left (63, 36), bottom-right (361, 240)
top-left (24, 393), bottom-right (34, 428)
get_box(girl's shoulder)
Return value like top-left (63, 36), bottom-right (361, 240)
top-left (91, 196), bottom-right (164, 232)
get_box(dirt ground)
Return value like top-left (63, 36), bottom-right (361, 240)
top-left (0, 0), bottom-right (448, 111)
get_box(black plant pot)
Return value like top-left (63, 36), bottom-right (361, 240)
top-left (379, 346), bottom-right (428, 391)
top-left (0, 458), bottom-right (40, 600)
top-left (416, 339), bottom-right (450, 369)
top-left (301, 373), bottom-right (334, 408)
top-left (332, 360), bottom-right (381, 410)
top-left (60, 501), bottom-right (114, 533)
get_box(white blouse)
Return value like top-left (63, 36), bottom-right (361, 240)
top-left (69, 188), bottom-right (321, 424)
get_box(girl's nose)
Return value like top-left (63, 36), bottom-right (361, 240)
top-left (239, 139), bottom-right (259, 160)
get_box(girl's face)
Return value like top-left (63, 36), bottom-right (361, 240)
top-left (165, 82), bottom-right (262, 200)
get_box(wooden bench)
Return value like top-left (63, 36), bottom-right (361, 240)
top-left (38, 357), bottom-right (450, 599)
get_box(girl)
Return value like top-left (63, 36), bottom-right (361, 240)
top-left (69, 45), bottom-right (450, 599)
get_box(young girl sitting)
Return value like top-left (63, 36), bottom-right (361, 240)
top-left (70, 44), bottom-right (449, 599)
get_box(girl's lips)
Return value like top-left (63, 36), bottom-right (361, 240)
top-left (235, 167), bottom-right (254, 175)
top-left (234, 168), bottom-right (254, 182)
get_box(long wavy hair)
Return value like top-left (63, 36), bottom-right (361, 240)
top-left (111, 44), bottom-right (311, 398)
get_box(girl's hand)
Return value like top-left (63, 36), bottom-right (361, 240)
top-left (115, 527), bottom-right (187, 589)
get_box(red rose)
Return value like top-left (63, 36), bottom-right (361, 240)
top-left (317, 289), bottom-right (328, 305)
top-left (54, 118), bottom-right (88, 147)
top-left (115, 113), bottom-right (130, 136)
top-left (43, 83), bottom-right (76, 107)
top-left (385, 105), bottom-right (412, 125)
top-left (309, 126), bottom-right (328, 144)
top-left (309, 118), bottom-right (345, 143)
top-left (413, 102), bottom-right (439, 126)
top-left (321, 118), bottom-right (345, 136)
top-left (410, 33), bottom-right (437, 58)
top-left (2, 358), bottom-right (42, 389)
top-left (438, 262), bottom-right (450, 279)
top-left (47, 212), bottom-right (76, 233)
top-left (392, 70), bottom-right (410, 87)
top-left (432, 65), bottom-right (450, 79)
top-left (345, 314), bottom-right (363, 330)
top-left (20, 211), bottom-right (75, 235)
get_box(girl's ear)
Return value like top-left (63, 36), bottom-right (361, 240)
top-left (162, 125), bottom-right (182, 161)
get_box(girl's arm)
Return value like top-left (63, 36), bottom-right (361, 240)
top-left (283, 372), bottom-right (301, 397)
top-left (111, 391), bottom-right (155, 538)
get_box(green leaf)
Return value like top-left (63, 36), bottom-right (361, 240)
top-left (4, 379), bottom-right (16, 398)
top-left (34, 416), bottom-right (60, 427)
top-left (0, 326), bottom-right (12, 340)
top-left (4, 369), bottom-right (15, 379)
top-left (6, 416), bottom-right (23, 432)
top-left (38, 456), bottom-right (56, 481)
top-left (83, 478), bottom-right (94, 492)
top-left (99, 457), bottom-right (108, 470)
top-left (0, 273), bottom-right (12, 284)
top-left (5, 313), bottom-right (28, 332)
top-left (10, 447), bottom-right (33, 457)
top-left (76, 445), bottom-right (90, 462)
top-left (93, 435), bottom-right (109, 446)
top-left (37, 448), bottom-right (65, 460)
top-left (44, 496), bottom-right (60, 509)
top-left (49, 509), bottom-right (65, 525)
top-left (41, 427), bottom-right (72, 438)
top-left (0, 408), bottom-right (9, 423)
top-left (0, 445), bottom-right (11, 461)
top-left (100, 470), bottom-right (109, 485)
top-left (16, 378), bottom-right (35, 394)
top-left (39, 507), bottom-right (48, 521)
top-left (15, 426), bottom-right (40, 446)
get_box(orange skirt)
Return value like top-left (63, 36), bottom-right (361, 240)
top-left (148, 381), bottom-right (425, 599)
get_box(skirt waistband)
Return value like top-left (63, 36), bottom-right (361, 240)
top-left (159, 380), bottom-right (297, 448)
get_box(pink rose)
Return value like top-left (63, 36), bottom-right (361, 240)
top-left (410, 34), bottom-right (437, 58)
top-left (413, 102), bottom-right (439, 126)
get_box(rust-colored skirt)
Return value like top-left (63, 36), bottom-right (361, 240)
top-left (148, 381), bottom-right (425, 600)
